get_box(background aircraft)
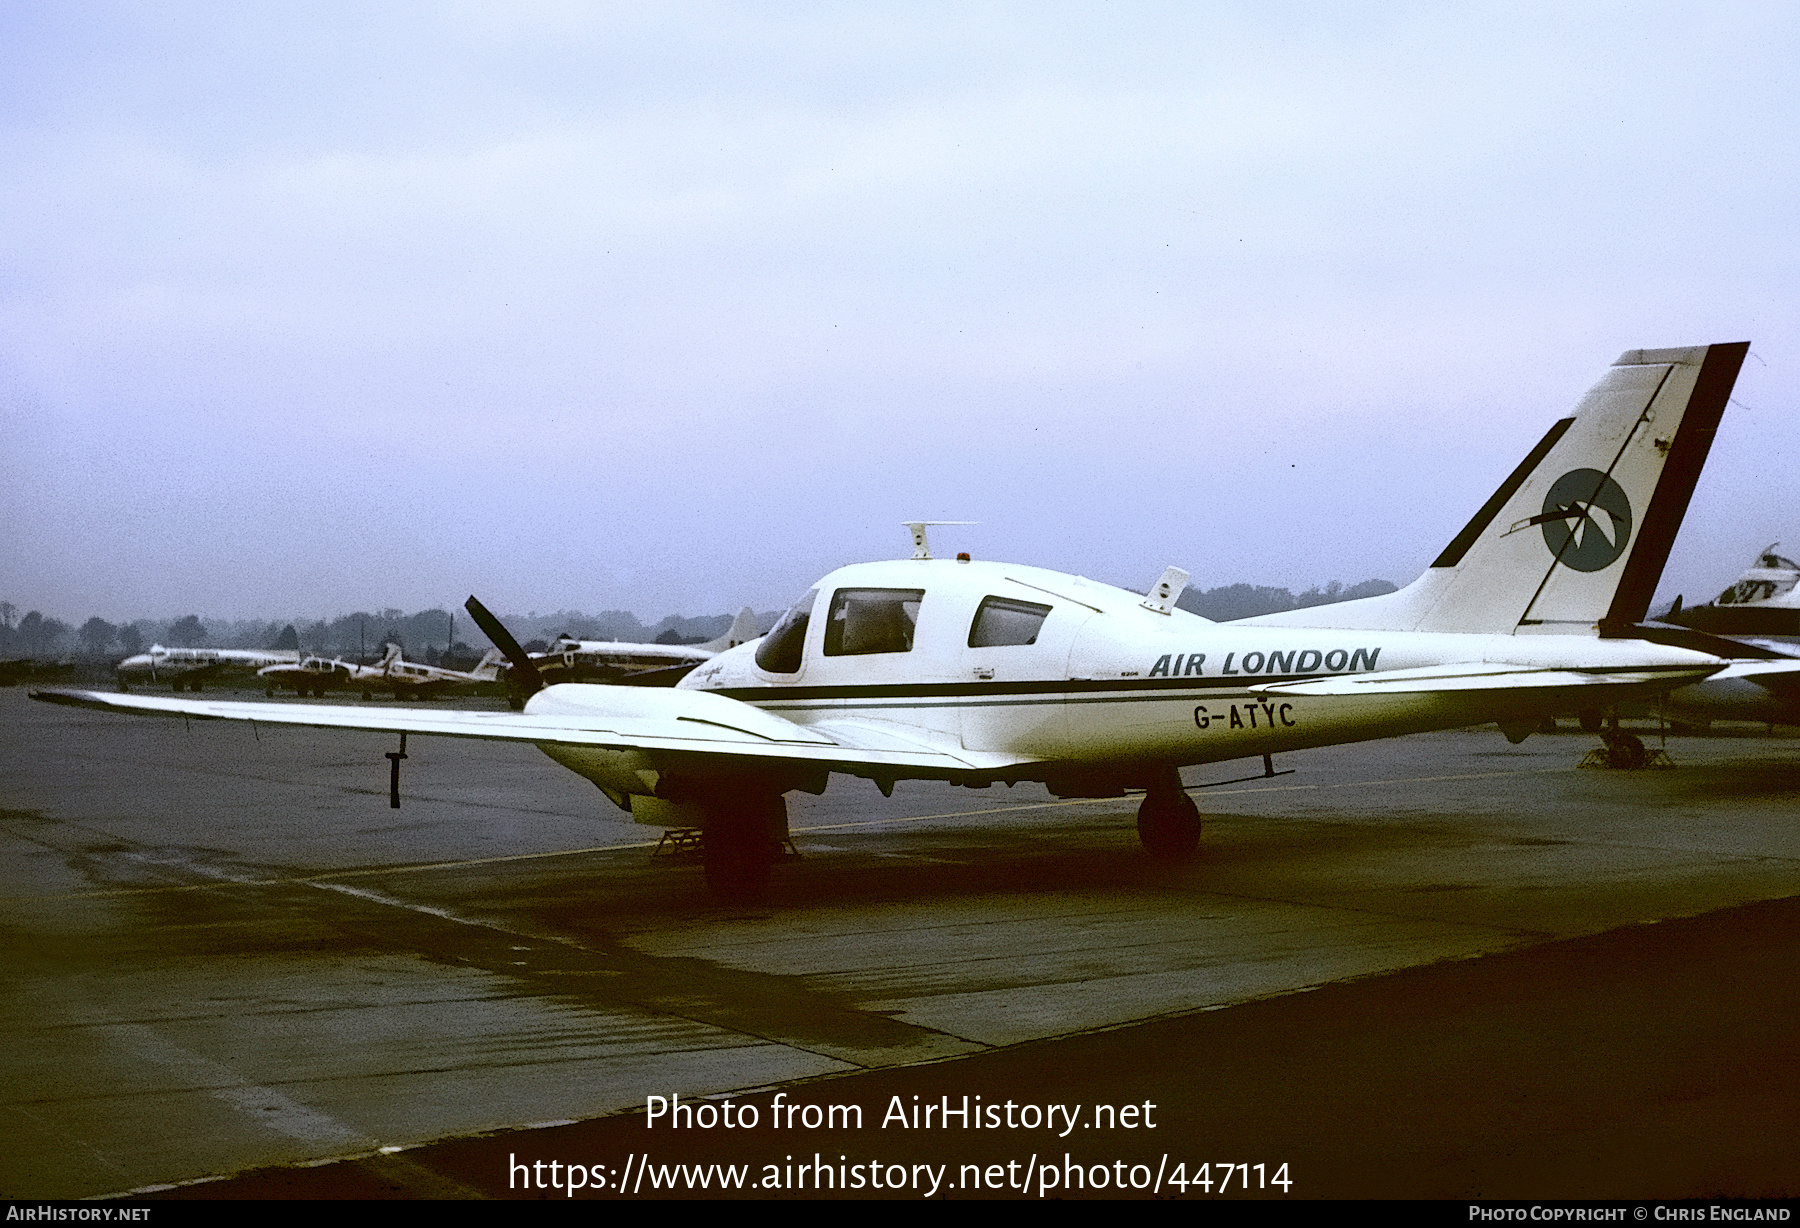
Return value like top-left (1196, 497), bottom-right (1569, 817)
top-left (1660, 544), bottom-right (1800, 636)
top-left (376, 646), bottom-right (506, 699)
top-left (1626, 543), bottom-right (1800, 732)
top-left (260, 643), bottom-right (505, 699)
top-left (1660, 647), bottom-right (1800, 731)
top-left (525, 607), bottom-right (762, 684)
top-left (37, 343), bottom-right (1755, 902)
top-left (116, 644), bottom-right (299, 692)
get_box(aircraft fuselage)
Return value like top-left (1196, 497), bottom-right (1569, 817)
top-left (529, 558), bottom-right (1716, 801)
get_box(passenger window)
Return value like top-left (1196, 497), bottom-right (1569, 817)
top-left (754, 589), bottom-right (817, 674)
top-left (968, 596), bottom-right (1051, 647)
top-left (823, 588), bottom-right (924, 656)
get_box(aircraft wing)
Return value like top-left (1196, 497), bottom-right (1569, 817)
top-left (1710, 658), bottom-right (1800, 696)
top-left (30, 686), bottom-right (1033, 775)
top-left (1248, 662), bottom-right (1720, 697)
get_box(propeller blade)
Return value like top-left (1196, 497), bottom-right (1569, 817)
top-left (464, 596), bottom-right (543, 697)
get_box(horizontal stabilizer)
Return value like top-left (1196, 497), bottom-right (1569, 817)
top-left (1716, 658), bottom-right (1800, 696)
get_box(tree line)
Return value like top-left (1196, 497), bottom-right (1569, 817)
top-left (1175, 579), bottom-right (1398, 621)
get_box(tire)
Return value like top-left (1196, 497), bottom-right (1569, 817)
top-left (1137, 787), bottom-right (1201, 861)
top-left (1604, 733), bottom-right (1647, 770)
top-left (704, 794), bottom-right (785, 904)
top-left (1578, 709), bottom-right (1604, 733)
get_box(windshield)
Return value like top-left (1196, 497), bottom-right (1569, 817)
top-left (754, 589), bottom-right (817, 673)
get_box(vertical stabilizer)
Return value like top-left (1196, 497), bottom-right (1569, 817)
top-left (700, 606), bottom-right (761, 653)
top-left (471, 648), bottom-right (505, 681)
top-left (1239, 342), bottom-right (1748, 635)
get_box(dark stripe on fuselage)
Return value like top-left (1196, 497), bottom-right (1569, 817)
top-left (706, 662), bottom-right (1702, 709)
top-left (747, 695), bottom-right (1201, 714)
top-left (712, 676), bottom-right (1335, 702)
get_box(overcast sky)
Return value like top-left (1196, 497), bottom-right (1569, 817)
top-left (4, 2), bottom-right (1797, 625)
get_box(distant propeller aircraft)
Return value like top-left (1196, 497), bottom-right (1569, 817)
top-left (519, 608), bottom-right (762, 688)
top-left (37, 343), bottom-right (1754, 901)
top-left (1640, 544), bottom-right (1800, 731)
top-left (116, 644), bottom-right (299, 692)
top-left (1661, 543), bottom-right (1800, 636)
top-left (257, 643), bottom-right (506, 700)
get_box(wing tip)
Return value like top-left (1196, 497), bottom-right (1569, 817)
top-left (29, 688), bottom-right (91, 708)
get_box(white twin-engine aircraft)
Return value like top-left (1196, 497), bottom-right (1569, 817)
top-left (35, 343), bottom-right (1760, 901)
top-left (1650, 544), bottom-right (1800, 729)
top-left (1663, 543), bottom-right (1800, 636)
top-left (116, 644), bottom-right (300, 691)
top-left (257, 642), bottom-right (506, 699)
top-left (528, 607), bottom-right (763, 684)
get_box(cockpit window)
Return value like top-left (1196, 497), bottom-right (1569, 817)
top-left (823, 588), bottom-right (924, 656)
top-left (754, 589), bottom-right (816, 673)
top-left (968, 596), bottom-right (1052, 647)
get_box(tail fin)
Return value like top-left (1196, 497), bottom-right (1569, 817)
top-left (698, 606), bottom-right (761, 652)
top-left (470, 647), bottom-right (505, 681)
top-left (1242, 342), bottom-right (1748, 635)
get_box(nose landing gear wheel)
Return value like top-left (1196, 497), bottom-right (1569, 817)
top-left (1136, 770), bottom-right (1201, 861)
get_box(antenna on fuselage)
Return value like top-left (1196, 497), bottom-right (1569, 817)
top-left (1140, 565), bottom-right (1192, 616)
top-left (901, 521), bottom-right (977, 560)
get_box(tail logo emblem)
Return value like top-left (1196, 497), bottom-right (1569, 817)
top-left (1539, 469), bottom-right (1633, 572)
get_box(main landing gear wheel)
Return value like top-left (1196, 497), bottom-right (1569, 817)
top-left (1601, 732), bottom-right (1647, 769)
top-left (1136, 771), bottom-right (1201, 861)
top-left (703, 793), bottom-right (787, 904)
